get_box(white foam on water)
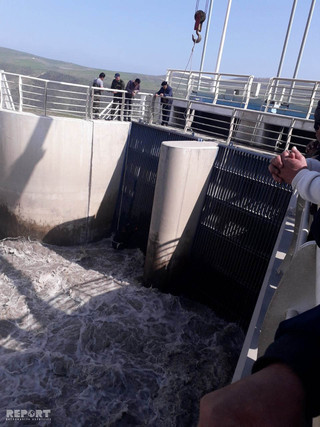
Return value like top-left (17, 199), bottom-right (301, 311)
top-left (0, 237), bottom-right (244, 426)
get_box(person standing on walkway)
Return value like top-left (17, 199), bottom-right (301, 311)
top-left (124, 78), bottom-right (141, 121)
top-left (155, 81), bottom-right (173, 126)
top-left (110, 73), bottom-right (125, 120)
top-left (92, 72), bottom-right (105, 118)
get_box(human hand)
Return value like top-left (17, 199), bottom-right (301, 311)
top-left (268, 154), bottom-right (284, 183)
top-left (278, 147), bottom-right (307, 184)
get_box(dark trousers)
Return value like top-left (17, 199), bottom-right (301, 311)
top-left (161, 101), bottom-right (171, 125)
top-left (93, 91), bottom-right (101, 118)
top-left (125, 93), bottom-right (133, 120)
top-left (111, 95), bottom-right (122, 119)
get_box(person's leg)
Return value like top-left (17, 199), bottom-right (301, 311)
top-left (124, 94), bottom-right (131, 121)
top-left (115, 96), bottom-right (121, 120)
top-left (162, 103), bottom-right (170, 125)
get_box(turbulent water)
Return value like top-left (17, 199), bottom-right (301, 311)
top-left (0, 237), bottom-right (244, 426)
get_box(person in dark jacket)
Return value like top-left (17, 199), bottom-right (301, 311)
top-left (124, 78), bottom-right (141, 121)
top-left (155, 81), bottom-right (173, 126)
top-left (110, 73), bottom-right (125, 120)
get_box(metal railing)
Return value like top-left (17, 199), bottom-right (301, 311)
top-left (166, 69), bottom-right (254, 109)
top-left (262, 77), bottom-right (320, 119)
top-left (0, 70), bottom-right (318, 154)
top-left (166, 69), bottom-right (320, 120)
top-left (0, 71), bottom-right (154, 122)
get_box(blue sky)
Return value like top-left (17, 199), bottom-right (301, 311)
top-left (0, 0), bottom-right (319, 80)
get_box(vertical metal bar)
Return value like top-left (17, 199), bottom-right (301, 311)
top-left (0, 70), bottom-right (3, 109)
top-left (200, 0), bottom-right (214, 73)
top-left (184, 101), bottom-right (192, 132)
top-left (187, 72), bottom-right (193, 98)
top-left (44, 81), bottom-right (48, 116)
top-left (264, 78), bottom-right (276, 112)
top-left (148, 94), bottom-right (154, 124)
top-left (213, 74), bottom-right (221, 104)
top-left (306, 82), bottom-right (319, 119)
top-left (18, 75), bottom-right (23, 112)
top-left (243, 76), bottom-right (253, 109)
top-left (227, 109), bottom-right (237, 145)
top-left (277, 0), bottom-right (298, 77)
top-left (285, 119), bottom-right (296, 150)
top-left (166, 70), bottom-right (172, 86)
top-left (85, 86), bottom-right (90, 120)
top-left (293, 0), bottom-right (316, 79)
top-left (215, 0), bottom-right (232, 73)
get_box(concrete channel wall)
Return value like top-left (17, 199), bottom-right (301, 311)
top-left (0, 110), bottom-right (130, 244)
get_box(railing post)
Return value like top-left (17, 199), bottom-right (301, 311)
top-left (184, 100), bottom-right (193, 132)
top-left (243, 76), bottom-right (253, 109)
top-left (213, 74), bottom-right (221, 104)
top-left (227, 109), bottom-right (238, 145)
top-left (18, 75), bottom-right (23, 112)
top-left (166, 70), bottom-right (172, 86)
top-left (85, 86), bottom-right (90, 120)
top-left (147, 94), bottom-right (154, 124)
top-left (44, 81), bottom-right (48, 116)
top-left (0, 70), bottom-right (3, 109)
top-left (306, 82), bottom-right (319, 120)
top-left (264, 78), bottom-right (275, 112)
top-left (90, 87), bottom-right (94, 120)
top-left (187, 72), bottom-right (193, 99)
top-left (120, 91), bottom-right (125, 121)
top-left (285, 118), bottom-right (296, 151)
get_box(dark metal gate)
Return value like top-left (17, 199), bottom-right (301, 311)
top-left (112, 123), bottom-right (196, 251)
top-left (186, 145), bottom-right (292, 330)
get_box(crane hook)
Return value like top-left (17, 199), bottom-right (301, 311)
top-left (192, 30), bottom-right (202, 44)
top-left (192, 10), bottom-right (206, 44)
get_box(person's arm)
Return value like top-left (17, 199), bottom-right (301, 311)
top-left (292, 169), bottom-right (320, 204)
top-left (307, 157), bottom-right (320, 172)
top-left (198, 363), bottom-right (306, 427)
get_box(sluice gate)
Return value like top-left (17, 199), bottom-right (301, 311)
top-left (113, 129), bottom-right (292, 331)
top-left (112, 123), bottom-right (197, 251)
top-left (187, 146), bottom-right (292, 330)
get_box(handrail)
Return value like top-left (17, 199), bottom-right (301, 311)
top-left (0, 70), bottom-right (317, 154)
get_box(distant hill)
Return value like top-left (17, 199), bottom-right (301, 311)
top-left (0, 46), bottom-right (165, 93)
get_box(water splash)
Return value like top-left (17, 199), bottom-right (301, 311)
top-left (0, 237), bottom-right (244, 426)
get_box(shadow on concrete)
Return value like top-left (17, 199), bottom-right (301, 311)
top-left (0, 115), bottom-right (52, 238)
top-left (42, 140), bottom-right (127, 246)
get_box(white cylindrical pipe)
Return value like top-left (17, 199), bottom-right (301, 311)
top-left (215, 0), bottom-right (232, 74)
top-left (144, 140), bottom-right (219, 288)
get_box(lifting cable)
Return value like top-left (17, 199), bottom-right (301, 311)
top-left (176, 1), bottom-right (208, 95)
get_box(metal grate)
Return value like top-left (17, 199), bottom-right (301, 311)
top-left (112, 123), bottom-right (197, 251)
top-left (188, 145), bottom-right (292, 330)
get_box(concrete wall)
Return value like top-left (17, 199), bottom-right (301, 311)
top-left (144, 140), bottom-right (219, 288)
top-left (0, 110), bottom-right (130, 244)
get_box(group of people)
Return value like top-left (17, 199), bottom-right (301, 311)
top-left (92, 72), bottom-right (140, 121)
top-left (92, 72), bottom-right (173, 124)
top-left (198, 100), bottom-right (320, 426)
